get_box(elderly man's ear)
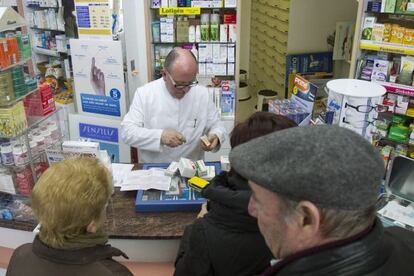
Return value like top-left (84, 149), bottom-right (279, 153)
top-left (290, 201), bottom-right (323, 248)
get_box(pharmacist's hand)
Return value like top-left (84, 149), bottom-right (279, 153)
top-left (161, 130), bottom-right (186, 148)
top-left (90, 57), bottom-right (106, 96)
top-left (201, 134), bottom-right (219, 152)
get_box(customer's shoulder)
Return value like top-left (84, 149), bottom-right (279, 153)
top-left (11, 243), bottom-right (33, 258)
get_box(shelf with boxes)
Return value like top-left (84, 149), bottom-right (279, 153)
top-left (149, 0), bottom-right (239, 120)
top-left (354, 0), bottom-right (414, 164)
top-left (0, 6), bottom-right (64, 196)
top-left (150, 1), bottom-right (237, 78)
top-left (24, 0), bottom-right (71, 84)
top-left (0, 108), bottom-right (63, 196)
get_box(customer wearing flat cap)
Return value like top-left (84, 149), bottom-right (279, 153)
top-left (230, 125), bottom-right (414, 276)
top-left (174, 112), bottom-right (297, 276)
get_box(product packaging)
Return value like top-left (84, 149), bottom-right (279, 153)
top-left (362, 17), bottom-right (376, 40)
top-left (178, 157), bottom-right (196, 178)
top-left (220, 24), bottom-right (228, 42)
top-left (403, 28), bottom-right (414, 45)
top-left (385, 0), bottom-right (397, 13)
top-left (200, 13), bottom-right (210, 41)
top-left (371, 59), bottom-right (390, 82)
top-left (390, 24), bottom-right (405, 44)
top-left (383, 23), bottom-right (392, 42)
top-left (372, 24), bottom-right (385, 42)
top-left (210, 13), bottom-right (220, 41)
top-left (395, 95), bottom-right (409, 115)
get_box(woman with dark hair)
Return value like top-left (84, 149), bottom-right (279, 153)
top-left (174, 112), bottom-right (297, 276)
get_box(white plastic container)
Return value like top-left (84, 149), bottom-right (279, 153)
top-left (1, 143), bottom-right (14, 165)
top-left (32, 132), bottom-right (46, 153)
top-left (47, 121), bottom-right (60, 140)
top-left (326, 79), bottom-right (386, 140)
top-left (13, 144), bottom-right (28, 166)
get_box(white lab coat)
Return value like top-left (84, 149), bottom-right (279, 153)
top-left (121, 78), bottom-right (227, 163)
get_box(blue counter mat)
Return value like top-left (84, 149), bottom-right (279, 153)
top-left (135, 162), bottom-right (221, 212)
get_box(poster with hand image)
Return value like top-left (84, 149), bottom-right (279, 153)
top-left (70, 39), bottom-right (127, 119)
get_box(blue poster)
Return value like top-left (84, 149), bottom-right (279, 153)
top-left (80, 93), bottom-right (121, 117)
top-left (79, 123), bottom-right (118, 143)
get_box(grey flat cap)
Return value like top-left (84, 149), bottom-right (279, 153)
top-left (229, 125), bottom-right (385, 210)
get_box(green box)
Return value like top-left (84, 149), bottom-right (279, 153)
top-left (385, 0), bottom-right (397, 13)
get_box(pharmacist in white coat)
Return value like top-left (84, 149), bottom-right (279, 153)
top-left (121, 48), bottom-right (226, 163)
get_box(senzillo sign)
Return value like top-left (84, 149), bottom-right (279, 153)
top-left (79, 123), bottom-right (118, 143)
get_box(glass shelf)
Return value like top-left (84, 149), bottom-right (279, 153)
top-left (0, 57), bottom-right (31, 72)
top-left (0, 88), bottom-right (38, 108)
top-left (0, 107), bottom-right (61, 139)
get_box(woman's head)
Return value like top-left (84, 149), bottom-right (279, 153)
top-left (230, 112), bottom-right (298, 149)
top-left (31, 157), bottom-right (112, 248)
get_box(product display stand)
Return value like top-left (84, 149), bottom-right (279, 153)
top-left (0, 7), bottom-right (63, 196)
top-left (350, 0), bottom-right (414, 167)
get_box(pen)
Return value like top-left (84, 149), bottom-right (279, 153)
top-left (194, 119), bottom-right (197, 128)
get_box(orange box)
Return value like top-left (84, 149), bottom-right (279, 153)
top-left (6, 37), bottom-right (20, 65)
top-left (0, 39), bottom-right (10, 69)
top-left (383, 23), bottom-right (392, 42)
top-left (404, 28), bottom-right (414, 46)
top-left (390, 24), bottom-right (405, 44)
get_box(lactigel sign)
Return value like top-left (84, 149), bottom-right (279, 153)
top-left (79, 123), bottom-right (118, 143)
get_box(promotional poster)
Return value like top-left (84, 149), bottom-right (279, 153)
top-left (70, 39), bottom-right (127, 119)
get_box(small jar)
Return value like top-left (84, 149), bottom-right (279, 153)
top-left (1, 143), bottom-right (14, 165)
top-left (32, 133), bottom-right (45, 153)
top-left (13, 144), bottom-right (28, 166)
top-left (40, 128), bottom-right (53, 146)
top-left (47, 121), bottom-right (60, 140)
top-left (15, 166), bottom-right (34, 196)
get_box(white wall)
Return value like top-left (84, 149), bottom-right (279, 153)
top-left (239, 0), bottom-right (251, 73)
top-left (288, 0), bottom-right (358, 54)
top-left (122, 1), bottom-right (150, 102)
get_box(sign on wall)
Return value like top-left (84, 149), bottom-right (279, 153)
top-left (70, 39), bottom-right (127, 119)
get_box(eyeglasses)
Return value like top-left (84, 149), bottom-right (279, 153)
top-left (166, 71), bottom-right (198, 90)
top-left (345, 103), bottom-right (389, 113)
top-left (342, 117), bottom-right (378, 129)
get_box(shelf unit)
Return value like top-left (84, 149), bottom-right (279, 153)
top-left (0, 6), bottom-right (64, 196)
top-left (350, 0), bottom-right (414, 162)
top-left (23, 0), bottom-right (72, 81)
top-left (142, 1), bottom-right (241, 161)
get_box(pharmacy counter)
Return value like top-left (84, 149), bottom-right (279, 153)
top-left (0, 189), bottom-right (198, 262)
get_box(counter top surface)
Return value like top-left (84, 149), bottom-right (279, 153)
top-left (0, 188), bottom-right (198, 239)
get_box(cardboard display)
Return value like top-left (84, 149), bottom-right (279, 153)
top-left (68, 113), bottom-right (131, 163)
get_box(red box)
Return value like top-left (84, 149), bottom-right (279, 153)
top-left (223, 12), bottom-right (237, 24)
top-left (24, 84), bottom-right (56, 116)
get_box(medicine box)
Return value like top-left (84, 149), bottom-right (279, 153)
top-left (135, 162), bottom-right (221, 212)
top-left (378, 155), bottom-right (414, 231)
top-left (0, 101), bottom-right (27, 138)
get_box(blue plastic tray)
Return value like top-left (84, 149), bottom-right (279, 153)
top-left (135, 162), bottom-right (221, 212)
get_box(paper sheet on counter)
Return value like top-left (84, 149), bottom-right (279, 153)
top-left (120, 168), bottom-right (172, 191)
top-left (112, 163), bottom-right (134, 187)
